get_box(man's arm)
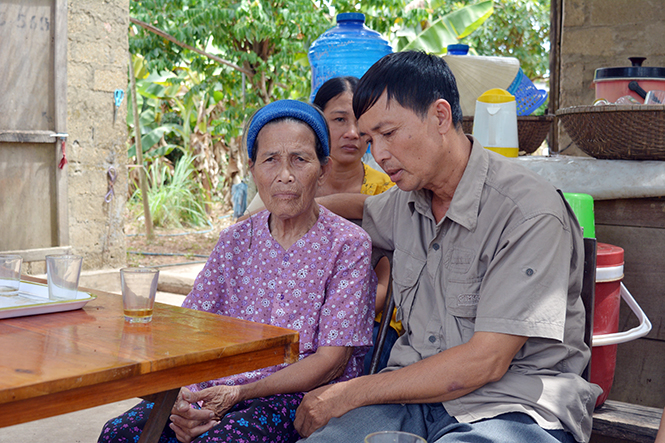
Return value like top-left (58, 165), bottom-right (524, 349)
top-left (316, 193), bottom-right (368, 220)
top-left (294, 331), bottom-right (527, 437)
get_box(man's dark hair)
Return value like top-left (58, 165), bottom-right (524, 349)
top-left (313, 76), bottom-right (359, 111)
top-left (352, 51), bottom-right (463, 127)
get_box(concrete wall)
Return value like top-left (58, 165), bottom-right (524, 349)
top-left (558, 0), bottom-right (665, 155)
top-left (65, 0), bottom-right (129, 271)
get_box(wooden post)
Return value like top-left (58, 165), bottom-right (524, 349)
top-left (549, 0), bottom-right (562, 153)
top-left (54, 0), bottom-right (70, 246)
top-left (128, 53), bottom-right (154, 241)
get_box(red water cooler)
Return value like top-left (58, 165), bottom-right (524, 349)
top-left (590, 242), bottom-right (652, 408)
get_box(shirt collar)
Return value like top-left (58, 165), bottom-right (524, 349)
top-left (407, 135), bottom-right (489, 231)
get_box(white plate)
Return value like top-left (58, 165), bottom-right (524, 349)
top-left (0, 280), bottom-right (96, 319)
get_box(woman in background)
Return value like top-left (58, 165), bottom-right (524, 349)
top-left (312, 76), bottom-right (399, 373)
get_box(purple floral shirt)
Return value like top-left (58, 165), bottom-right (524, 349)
top-left (182, 206), bottom-right (376, 391)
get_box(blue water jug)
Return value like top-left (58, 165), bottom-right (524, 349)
top-left (308, 13), bottom-right (393, 101)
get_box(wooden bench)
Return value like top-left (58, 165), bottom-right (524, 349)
top-left (592, 400), bottom-right (662, 442)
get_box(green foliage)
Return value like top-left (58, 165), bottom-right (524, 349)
top-left (127, 0), bottom-right (551, 214)
top-left (129, 153), bottom-right (211, 228)
top-left (130, 0), bottom-right (331, 127)
top-left (399, 1), bottom-right (494, 53)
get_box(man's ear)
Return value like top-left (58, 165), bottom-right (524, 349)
top-left (433, 99), bottom-right (453, 135)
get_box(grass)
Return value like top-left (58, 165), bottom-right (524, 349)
top-left (129, 154), bottom-right (211, 229)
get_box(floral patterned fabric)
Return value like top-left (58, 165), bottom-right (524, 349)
top-left (182, 205), bottom-right (376, 391)
top-left (98, 393), bottom-right (304, 443)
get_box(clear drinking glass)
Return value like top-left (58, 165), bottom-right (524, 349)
top-left (0, 255), bottom-right (23, 296)
top-left (46, 254), bottom-right (83, 300)
top-left (644, 90), bottom-right (665, 105)
top-left (365, 431), bottom-right (428, 443)
top-left (121, 267), bottom-right (159, 323)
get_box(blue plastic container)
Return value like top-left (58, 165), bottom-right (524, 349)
top-left (308, 13), bottom-right (392, 101)
top-left (507, 68), bottom-right (548, 116)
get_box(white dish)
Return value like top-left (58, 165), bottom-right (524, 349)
top-left (0, 280), bottom-right (96, 319)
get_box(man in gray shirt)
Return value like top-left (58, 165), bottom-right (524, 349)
top-left (295, 51), bottom-right (601, 443)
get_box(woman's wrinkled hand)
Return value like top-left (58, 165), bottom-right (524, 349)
top-left (169, 386), bottom-right (241, 443)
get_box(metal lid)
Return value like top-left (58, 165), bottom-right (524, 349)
top-left (597, 242), bottom-right (624, 267)
top-left (594, 57), bottom-right (665, 81)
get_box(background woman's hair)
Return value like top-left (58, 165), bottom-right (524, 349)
top-left (313, 76), bottom-right (359, 111)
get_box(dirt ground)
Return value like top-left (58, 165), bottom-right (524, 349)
top-left (125, 204), bottom-right (235, 268)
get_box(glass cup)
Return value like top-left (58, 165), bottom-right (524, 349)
top-left (0, 255), bottom-right (23, 296)
top-left (365, 431), bottom-right (427, 443)
top-left (644, 90), bottom-right (665, 105)
top-left (120, 267), bottom-right (159, 323)
top-left (46, 254), bottom-right (83, 300)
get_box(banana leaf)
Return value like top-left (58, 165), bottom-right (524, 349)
top-left (401, 1), bottom-right (493, 54)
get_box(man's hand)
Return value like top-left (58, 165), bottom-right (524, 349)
top-left (169, 386), bottom-right (240, 442)
top-left (294, 383), bottom-right (354, 437)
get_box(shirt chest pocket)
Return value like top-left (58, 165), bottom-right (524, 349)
top-left (443, 247), bottom-right (483, 319)
top-left (443, 278), bottom-right (482, 319)
top-left (391, 250), bottom-right (426, 325)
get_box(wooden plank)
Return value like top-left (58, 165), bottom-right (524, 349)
top-left (592, 400), bottom-right (662, 443)
top-left (0, 344), bottom-right (298, 427)
top-left (0, 130), bottom-right (58, 143)
top-left (138, 388), bottom-right (180, 443)
top-left (53, 0), bottom-right (69, 246)
top-left (0, 2), bottom-right (54, 131)
top-left (0, 246), bottom-right (71, 262)
top-left (596, 198), bottom-right (665, 229)
top-left (607, 338), bottom-right (665, 408)
top-left (0, 143), bottom-right (56, 250)
top-left (549, 0), bottom-right (562, 152)
top-left (0, 286), bottom-right (299, 427)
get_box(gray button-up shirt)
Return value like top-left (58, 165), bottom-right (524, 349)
top-left (362, 137), bottom-right (601, 443)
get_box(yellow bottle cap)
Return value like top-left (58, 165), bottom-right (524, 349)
top-left (477, 88), bottom-right (515, 104)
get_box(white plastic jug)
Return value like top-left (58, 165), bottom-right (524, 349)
top-left (472, 88), bottom-right (518, 158)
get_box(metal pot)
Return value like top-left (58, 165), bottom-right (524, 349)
top-left (594, 57), bottom-right (665, 103)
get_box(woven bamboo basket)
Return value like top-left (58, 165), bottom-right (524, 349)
top-left (461, 114), bottom-right (554, 154)
top-left (556, 105), bottom-right (665, 160)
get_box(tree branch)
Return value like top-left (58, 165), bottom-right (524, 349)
top-left (129, 17), bottom-right (254, 77)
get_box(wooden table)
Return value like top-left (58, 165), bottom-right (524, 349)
top-left (0, 278), bottom-right (299, 442)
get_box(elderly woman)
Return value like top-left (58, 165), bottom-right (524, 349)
top-left (243, 78), bottom-right (399, 374)
top-left (98, 100), bottom-right (376, 443)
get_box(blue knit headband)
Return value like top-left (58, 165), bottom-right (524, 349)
top-left (245, 100), bottom-right (330, 159)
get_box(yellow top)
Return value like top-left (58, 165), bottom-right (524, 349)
top-left (361, 163), bottom-right (395, 196)
top-left (477, 88), bottom-right (515, 103)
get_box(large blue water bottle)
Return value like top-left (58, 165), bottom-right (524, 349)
top-left (308, 13), bottom-right (393, 100)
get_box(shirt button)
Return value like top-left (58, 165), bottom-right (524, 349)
top-left (526, 268), bottom-right (534, 276)
top-left (432, 243), bottom-right (440, 251)
top-left (428, 335), bottom-right (436, 343)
